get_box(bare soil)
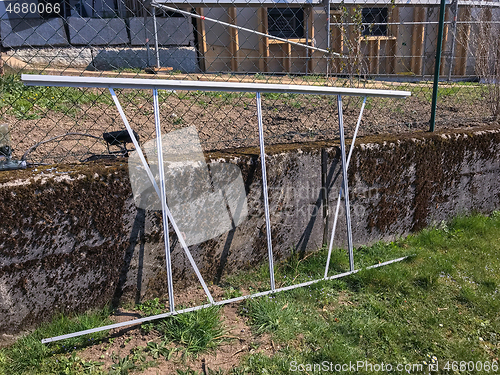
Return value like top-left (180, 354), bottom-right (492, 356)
top-left (78, 285), bottom-right (276, 374)
top-left (4, 74), bottom-right (498, 165)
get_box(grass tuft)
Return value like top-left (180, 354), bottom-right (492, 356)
top-left (155, 306), bottom-right (225, 355)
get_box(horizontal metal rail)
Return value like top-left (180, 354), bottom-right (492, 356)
top-left (41, 255), bottom-right (409, 344)
top-left (22, 75), bottom-right (411, 98)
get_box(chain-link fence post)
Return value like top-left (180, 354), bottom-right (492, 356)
top-left (430, 0), bottom-right (447, 132)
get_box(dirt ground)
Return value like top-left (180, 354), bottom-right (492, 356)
top-left (3, 73), bottom-right (497, 165)
top-left (77, 285), bottom-right (276, 374)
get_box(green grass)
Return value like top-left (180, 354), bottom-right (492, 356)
top-left (112, 67), bottom-right (144, 74)
top-left (0, 307), bottom-right (113, 375)
top-left (232, 212), bottom-right (500, 374)
top-left (301, 74), bottom-right (328, 83)
top-left (0, 302), bottom-right (225, 374)
top-left (410, 84), bottom-right (484, 104)
top-left (136, 300), bottom-right (226, 356)
top-left (0, 74), bottom-right (111, 119)
top-left (2, 212), bottom-right (500, 374)
top-left (153, 306), bottom-right (225, 355)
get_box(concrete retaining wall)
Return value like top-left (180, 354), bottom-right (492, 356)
top-left (0, 126), bottom-right (499, 335)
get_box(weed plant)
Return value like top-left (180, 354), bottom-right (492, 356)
top-left (154, 306), bottom-right (225, 355)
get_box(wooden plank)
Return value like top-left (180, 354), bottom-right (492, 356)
top-left (195, 8), bottom-right (207, 72)
top-left (257, 7), bottom-right (269, 73)
top-left (228, 7), bottom-right (239, 72)
top-left (454, 6), bottom-right (471, 76)
top-left (362, 36), bottom-right (396, 41)
top-left (268, 39), bottom-right (310, 45)
top-left (411, 6), bottom-right (426, 75)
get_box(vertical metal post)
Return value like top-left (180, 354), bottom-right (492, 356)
top-left (153, 88), bottom-right (175, 312)
top-left (145, 6), bottom-right (151, 68)
top-left (152, 10), bottom-right (161, 69)
top-left (447, 0), bottom-right (459, 81)
top-left (110, 88), bottom-right (214, 306)
top-left (324, 96), bottom-right (365, 277)
top-left (325, 0), bottom-right (331, 77)
top-left (430, 0), bottom-right (447, 132)
top-left (256, 91), bottom-right (275, 291)
top-left (337, 95), bottom-right (354, 272)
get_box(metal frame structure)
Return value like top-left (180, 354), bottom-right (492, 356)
top-left (21, 74), bottom-right (410, 344)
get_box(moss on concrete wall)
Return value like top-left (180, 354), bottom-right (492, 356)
top-left (1, 126), bottom-right (499, 335)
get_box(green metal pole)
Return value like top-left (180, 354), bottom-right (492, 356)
top-left (429, 0), bottom-right (447, 131)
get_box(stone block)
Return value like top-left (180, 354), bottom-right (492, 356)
top-left (129, 17), bottom-right (194, 46)
top-left (1, 18), bottom-right (68, 48)
top-left (68, 17), bottom-right (128, 46)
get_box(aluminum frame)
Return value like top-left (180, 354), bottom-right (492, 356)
top-left (21, 74), bottom-right (410, 344)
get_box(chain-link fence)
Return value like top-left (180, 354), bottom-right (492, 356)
top-left (0, 0), bottom-right (499, 165)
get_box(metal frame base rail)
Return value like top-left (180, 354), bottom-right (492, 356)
top-left (21, 74), bottom-right (410, 344)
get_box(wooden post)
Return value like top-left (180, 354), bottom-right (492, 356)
top-left (348, 7), bottom-right (361, 76)
top-left (258, 7), bottom-right (269, 73)
top-left (386, 6), bottom-right (399, 74)
top-left (411, 6), bottom-right (426, 75)
top-left (454, 6), bottom-right (471, 76)
top-left (284, 43), bottom-right (292, 72)
top-left (440, 6), bottom-right (450, 75)
top-left (367, 39), bottom-right (379, 74)
top-left (195, 8), bottom-right (207, 72)
top-left (330, 10), bottom-right (343, 73)
top-left (228, 7), bottom-right (239, 72)
top-left (307, 6), bottom-right (315, 73)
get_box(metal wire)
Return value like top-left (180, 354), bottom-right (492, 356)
top-left (1, 1), bottom-right (498, 163)
top-left (2, 0), bottom-right (499, 344)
